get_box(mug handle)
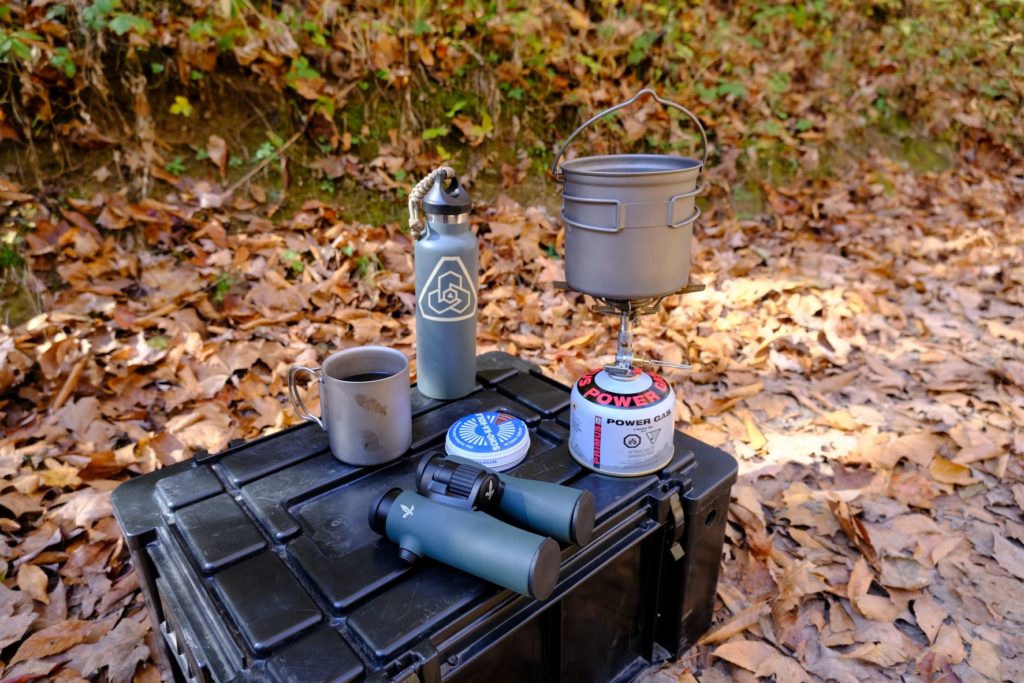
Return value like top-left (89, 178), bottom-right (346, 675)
top-left (288, 366), bottom-right (325, 430)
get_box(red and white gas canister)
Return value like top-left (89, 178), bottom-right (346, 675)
top-left (568, 368), bottom-right (676, 477)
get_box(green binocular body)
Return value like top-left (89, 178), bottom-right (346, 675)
top-left (370, 489), bottom-right (561, 600)
top-left (489, 470), bottom-right (594, 546)
top-left (425, 454), bottom-right (596, 547)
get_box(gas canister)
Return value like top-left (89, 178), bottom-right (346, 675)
top-left (569, 368), bottom-right (676, 476)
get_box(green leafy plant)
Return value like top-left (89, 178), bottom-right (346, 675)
top-left (82, 0), bottom-right (118, 31)
top-left (253, 141), bottom-right (277, 162)
top-left (108, 13), bottom-right (152, 36)
top-left (627, 31), bottom-right (658, 66)
top-left (355, 255), bottom-right (381, 278)
top-left (0, 30), bottom-right (42, 63)
top-left (212, 273), bottom-right (233, 305)
top-left (444, 100), bottom-right (468, 118)
top-left (0, 243), bottom-right (25, 269)
top-left (146, 335), bottom-right (169, 350)
top-left (280, 249), bottom-right (305, 275)
top-left (421, 126), bottom-right (448, 141)
top-left (188, 17), bottom-right (216, 41)
top-left (287, 56), bottom-right (321, 83)
top-left (164, 157), bottom-right (186, 176)
top-left (169, 96), bottom-right (193, 117)
top-left (49, 47), bottom-right (76, 77)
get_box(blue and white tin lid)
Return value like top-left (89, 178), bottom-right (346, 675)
top-left (445, 411), bottom-right (530, 471)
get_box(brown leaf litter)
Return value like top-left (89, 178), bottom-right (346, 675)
top-left (2, 154), bottom-right (1024, 681)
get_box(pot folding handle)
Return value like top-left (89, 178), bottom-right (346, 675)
top-left (551, 88), bottom-right (708, 182)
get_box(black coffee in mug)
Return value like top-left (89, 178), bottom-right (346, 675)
top-left (341, 371), bottom-right (394, 383)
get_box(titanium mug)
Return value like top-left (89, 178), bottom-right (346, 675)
top-left (288, 346), bottom-right (412, 466)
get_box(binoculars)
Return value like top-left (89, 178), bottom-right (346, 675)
top-left (369, 453), bottom-right (596, 600)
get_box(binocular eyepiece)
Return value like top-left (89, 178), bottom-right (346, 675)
top-left (416, 453), bottom-right (504, 511)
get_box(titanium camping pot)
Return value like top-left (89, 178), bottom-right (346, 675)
top-left (552, 89), bottom-right (708, 300)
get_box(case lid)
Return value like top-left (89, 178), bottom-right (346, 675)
top-left (445, 411), bottom-right (530, 472)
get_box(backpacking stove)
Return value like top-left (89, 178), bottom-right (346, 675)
top-left (552, 89), bottom-right (709, 477)
top-left (567, 287), bottom-right (704, 476)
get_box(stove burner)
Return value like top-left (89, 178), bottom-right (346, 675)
top-left (556, 281), bottom-right (705, 378)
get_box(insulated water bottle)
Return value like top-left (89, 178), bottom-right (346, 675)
top-left (413, 173), bottom-right (478, 399)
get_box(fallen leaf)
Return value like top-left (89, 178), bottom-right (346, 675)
top-left (879, 556), bottom-right (931, 590)
top-left (17, 563), bottom-right (50, 604)
top-left (847, 557), bottom-right (873, 600)
top-left (699, 601), bottom-right (769, 645)
top-left (843, 641), bottom-right (909, 666)
top-left (818, 409), bottom-right (859, 431)
top-left (8, 620), bottom-right (96, 665)
top-left (61, 617), bottom-right (150, 683)
top-left (853, 594), bottom-right (900, 622)
top-left (861, 432), bottom-right (943, 469)
top-left (0, 584), bottom-right (37, 649)
top-left (207, 134), bottom-right (228, 178)
top-left (992, 533), bottom-right (1024, 580)
top-left (829, 498), bottom-right (879, 568)
top-left (930, 536), bottom-right (963, 565)
top-left (967, 637), bottom-right (1003, 680)
top-left (711, 639), bottom-right (779, 672)
top-left (929, 623), bottom-right (966, 665)
top-left (739, 410), bottom-right (767, 450)
top-left (928, 456), bottom-right (976, 486)
top-left (912, 594), bottom-right (946, 644)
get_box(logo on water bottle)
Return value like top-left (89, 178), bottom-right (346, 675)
top-left (418, 256), bottom-right (476, 322)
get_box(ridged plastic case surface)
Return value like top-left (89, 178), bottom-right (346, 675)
top-left (112, 352), bottom-right (736, 683)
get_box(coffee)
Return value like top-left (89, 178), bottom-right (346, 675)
top-left (341, 371), bottom-right (394, 383)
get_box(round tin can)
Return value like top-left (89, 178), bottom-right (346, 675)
top-left (445, 411), bottom-right (530, 472)
top-left (569, 368), bottom-right (676, 477)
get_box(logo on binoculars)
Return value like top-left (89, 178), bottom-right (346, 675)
top-left (419, 256), bottom-right (476, 322)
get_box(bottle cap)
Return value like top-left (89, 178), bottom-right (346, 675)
top-left (445, 411), bottom-right (530, 472)
top-left (423, 175), bottom-right (471, 217)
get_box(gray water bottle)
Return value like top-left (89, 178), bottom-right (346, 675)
top-left (414, 175), bottom-right (477, 399)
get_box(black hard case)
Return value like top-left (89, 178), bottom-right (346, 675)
top-left (112, 352), bottom-right (736, 682)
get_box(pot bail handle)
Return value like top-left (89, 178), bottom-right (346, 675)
top-left (550, 88), bottom-right (708, 181)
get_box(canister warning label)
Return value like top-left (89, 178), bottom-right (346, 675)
top-left (575, 370), bottom-right (671, 408)
top-left (571, 405), bottom-right (673, 473)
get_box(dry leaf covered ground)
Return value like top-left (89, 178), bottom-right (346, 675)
top-left (1, 150), bottom-right (1023, 682)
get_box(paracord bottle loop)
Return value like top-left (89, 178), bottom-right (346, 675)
top-left (408, 166), bottom-right (455, 240)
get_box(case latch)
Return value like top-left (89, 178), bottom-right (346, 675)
top-left (667, 491), bottom-right (686, 562)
